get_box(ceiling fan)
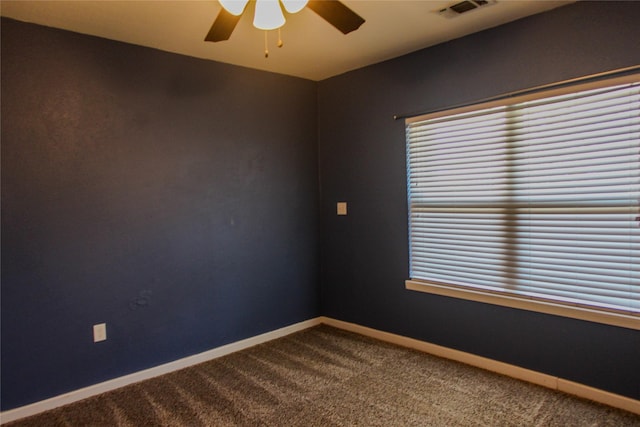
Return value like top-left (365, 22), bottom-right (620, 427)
top-left (205, 0), bottom-right (366, 43)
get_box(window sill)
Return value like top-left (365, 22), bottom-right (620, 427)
top-left (405, 279), bottom-right (640, 331)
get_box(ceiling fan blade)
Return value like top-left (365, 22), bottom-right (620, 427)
top-left (307, 0), bottom-right (365, 35)
top-left (205, 8), bottom-right (242, 42)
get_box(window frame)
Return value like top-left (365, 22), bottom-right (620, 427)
top-left (405, 74), bottom-right (640, 330)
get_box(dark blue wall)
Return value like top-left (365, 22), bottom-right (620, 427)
top-left (1, 18), bottom-right (319, 410)
top-left (318, 1), bottom-right (640, 400)
top-left (2, 0), bottom-right (640, 413)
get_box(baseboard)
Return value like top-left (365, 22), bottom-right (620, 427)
top-left (0, 317), bottom-right (323, 424)
top-left (319, 316), bottom-right (640, 416)
top-left (3, 316), bottom-right (638, 423)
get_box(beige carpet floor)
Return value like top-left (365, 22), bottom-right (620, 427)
top-left (6, 325), bottom-right (640, 426)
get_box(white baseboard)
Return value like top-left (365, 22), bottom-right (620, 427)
top-left (0, 318), bottom-right (322, 424)
top-left (319, 316), bottom-right (640, 416)
top-left (3, 316), bottom-right (638, 423)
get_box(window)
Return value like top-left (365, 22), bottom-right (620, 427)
top-left (405, 75), bottom-right (640, 329)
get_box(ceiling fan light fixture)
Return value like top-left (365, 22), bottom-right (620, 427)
top-left (281, 0), bottom-right (308, 14)
top-left (253, 0), bottom-right (286, 30)
top-left (207, 0), bottom-right (365, 57)
top-left (219, 0), bottom-right (249, 16)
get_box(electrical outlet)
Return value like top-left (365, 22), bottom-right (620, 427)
top-left (93, 323), bottom-right (107, 342)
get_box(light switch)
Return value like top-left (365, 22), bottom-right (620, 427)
top-left (337, 202), bottom-right (347, 216)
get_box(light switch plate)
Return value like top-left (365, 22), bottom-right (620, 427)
top-left (337, 202), bottom-right (347, 215)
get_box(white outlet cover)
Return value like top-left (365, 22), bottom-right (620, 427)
top-left (93, 323), bottom-right (107, 342)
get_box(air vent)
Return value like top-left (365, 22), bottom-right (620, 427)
top-left (439, 0), bottom-right (496, 18)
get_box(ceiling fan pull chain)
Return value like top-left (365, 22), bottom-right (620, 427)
top-left (264, 31), bottom-right (269, 58)
top-left (278, 28), bottom-right (283, 48)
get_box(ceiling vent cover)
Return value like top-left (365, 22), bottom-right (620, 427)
top-left (439, 0), bottom-right (496, 18)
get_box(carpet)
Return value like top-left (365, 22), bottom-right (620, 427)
top-left (6, 325), bottom-right (640, 426)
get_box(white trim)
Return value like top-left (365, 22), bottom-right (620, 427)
top-left (406, 280), bottom-right (640, 331)
top-left (3, 316), bottom-right (638, 423)
top-left (0, 318), bottom-right (322, 424)
top-left (557, 379), bottom-right (640, 415)
top-left (319, 317), bottom-right (640, 416)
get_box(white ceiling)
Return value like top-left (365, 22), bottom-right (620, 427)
top-left (0, 0), bottom-right (573, 81)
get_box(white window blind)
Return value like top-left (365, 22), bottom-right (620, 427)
top-left (406, 77), bottom-right (640, 323)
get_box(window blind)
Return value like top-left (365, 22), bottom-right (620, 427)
top-left (406, 78), bottom-right (640, 317)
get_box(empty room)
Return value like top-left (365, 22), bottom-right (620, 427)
top-left (1, 0), bottom-right (639, 425)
